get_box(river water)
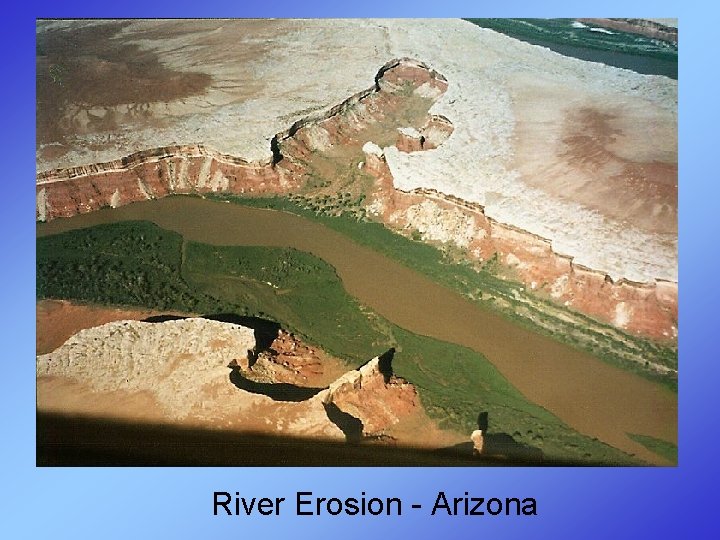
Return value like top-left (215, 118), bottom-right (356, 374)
top-left (467, 18), bottom-right (678, 79)
top-left (37, 197), bottom-right (677, 463)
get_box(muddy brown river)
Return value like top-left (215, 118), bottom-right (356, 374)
top-left (37, 196), bottom-right (677, 464)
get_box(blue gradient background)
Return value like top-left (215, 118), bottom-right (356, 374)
top-left (3, 1), bottom-right (715, 537)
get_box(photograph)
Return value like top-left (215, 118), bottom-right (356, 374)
top-left (35, 17), bottom-right (678, 467)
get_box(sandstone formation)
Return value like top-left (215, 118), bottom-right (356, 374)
top-left (37, 318), bottom-right (426, 444)
top-left (233, 328), bottom-right (346, 387)
top-left (314, 352), bottom-right (419, 437)
top-left (36, 144), bottom-right (290, 221)
top-left (36, 20), bottom-right (677, 341)
top-left (37, 318), bottom-right (341, 438)
top-left (362, 143), bottom-right (677, 340)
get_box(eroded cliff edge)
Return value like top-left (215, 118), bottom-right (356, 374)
top-left (36, 57), bottom-right (677, 342)
top-left (36, 317), bottom-right (453, 448)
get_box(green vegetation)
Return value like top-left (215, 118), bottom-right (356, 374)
top-left (37, 220), bottom-right (640, 464)
top-left (37, 221), bottom-right (217, 312)
top-left (627, 433), bottom-right (677, 464)
top-left (205, 194), bottom-right (678, 390)
top-left (182, 242), bottom-right (392, 358)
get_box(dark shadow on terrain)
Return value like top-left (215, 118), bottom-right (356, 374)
top-left (142, 312), bottom-right (281, 354)
top-left (228, 364), bottom-right (323, 402)
top-left (449, 434), bottom-right (544, 462)
top-left (39, 412), bottom-right (595, 466)
top-left (477, 411), bottom-right (489, 432)
top-left (448, 409), bottom-right (543, 460)
top-left (143, 314), bottom-right (186, 323)
top-left (377, 347), bottom-right (395, 383)
top-left (205, 313), bottom-right (281, 352)
top-left (323, 403), bottom-right (364, 443)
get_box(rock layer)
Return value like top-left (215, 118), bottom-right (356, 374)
top-left (36, 37), bottom-right (677, 340)
top-left (315, 354), bottom-right (419, 436)
top-left (37, 144), bottom-right (290, 221)
top-left (578, 18), bottom-right (678, 43)
top-left (362, 146), bottom-right (677, 340)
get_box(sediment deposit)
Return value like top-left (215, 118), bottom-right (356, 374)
top-left (36, 19), bottom-right (677, 339)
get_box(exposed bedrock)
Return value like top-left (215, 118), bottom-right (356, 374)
top-left (36, 57), bottom-right (676, 340)
top-left (36, 144), bottom-right (293, 221)
top-left (35, 58), bottom-right (442, 221)
top-left (37, 318), bottom-right (420, 442)
top-left (396, 115), bottom-right (454, 153)
top-left (362, 144), bottom-right (677, 341)
top-left (314, 349), bottom-right (419, 437)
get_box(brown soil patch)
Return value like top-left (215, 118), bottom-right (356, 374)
top-left (37, 21), bottom-right (212, 146)
top-left (508, 73), bottom-right (677, 236)
top-left (557, 108), bottom-right (677, 234)
top-left (36, 299), bottom-right (178, 355)
top-left (384, 405), bottom-right (466, 449)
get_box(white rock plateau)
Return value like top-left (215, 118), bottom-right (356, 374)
top-left (36, 318), bottom-right (344, 439)
top-left (37, 18), bottom-right (677, 285)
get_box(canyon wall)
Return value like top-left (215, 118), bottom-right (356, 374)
top-left (364, 143), bottom-right (677, 340)
top-left (578, 18), bottom-right (678, 43)
top-left (36, 144), bottom-right (297, 221)
top-left (36, 58), bottom-right (677, 341)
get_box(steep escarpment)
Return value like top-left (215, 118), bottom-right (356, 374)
top-left (258, 59), bottom-right (676, 340)
top-left (38, 19), bottom-right (677, 285)
top-left (314, 349), bottom-right (419, 437)
top-left (35, 58), bottom-right (442, 221)
top-left (362, 146), bottom-right (677, 341)
top-left (36, 144), bottom-right (289, 221)
top-left (36, 57), bottom-right (676, 341)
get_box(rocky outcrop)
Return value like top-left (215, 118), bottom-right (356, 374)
top-left (314, 351), bottom-right (419, 436)
top-left (36, 318), bottom-right (343, 440)
top-left (37, 319), bottom-right (421, 442)
top-left (396, 127), bottom-right (425, 153)
top-left (35, 58), bottom-right (443, 222)
top-left (233, 328), bottom-right (344, 387)
top-left (37, 318), bottom-right (258, 420)
top-left (396, 115), bottom-right (455, 153)
top-left (36, 144), bottom-right (294, 221)
top-left (361, 144), bottom-right (677, 340)
top-left (471, 429), bottom-right (485, 455)
top-left (36, 57), bottom-right (676, 340)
